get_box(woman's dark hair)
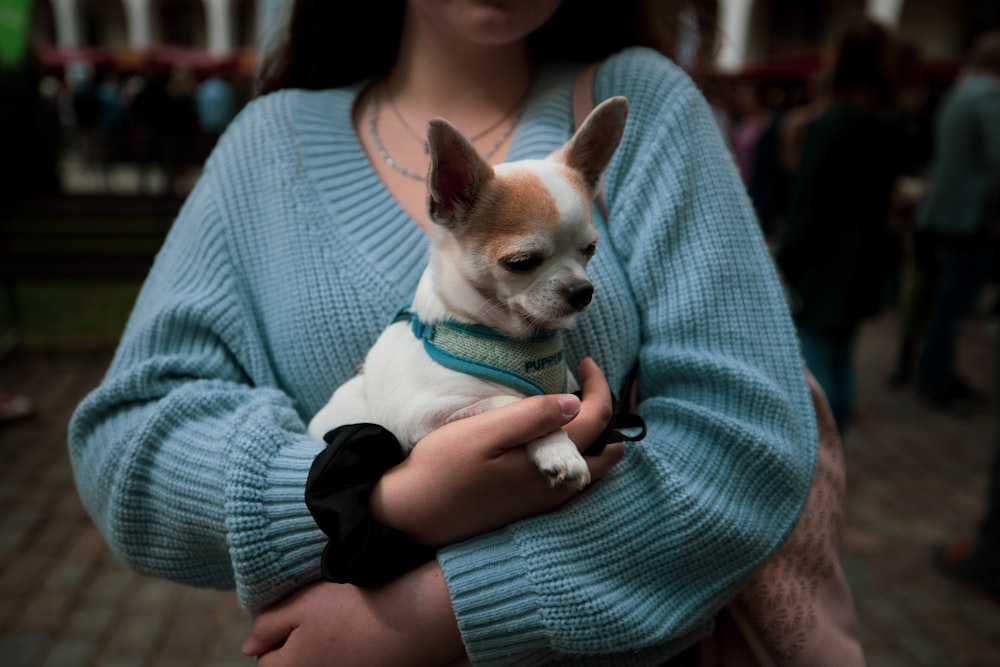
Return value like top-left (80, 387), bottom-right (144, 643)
top-left (256, 0), bottom-right (703, 95)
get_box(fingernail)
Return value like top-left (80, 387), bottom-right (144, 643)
top-left (556, 394), bottom-right (581, 419)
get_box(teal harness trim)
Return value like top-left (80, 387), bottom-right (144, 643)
top-left (394, 308), bottom-right (568, 396)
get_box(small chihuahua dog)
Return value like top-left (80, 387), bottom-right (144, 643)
top-left (309, 96), bottom-right (629, 488)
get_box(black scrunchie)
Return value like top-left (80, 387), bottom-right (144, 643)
top-left (305, 424), bottom-right (435, 588)
top-left (305, 401), bottom-right (645, 588)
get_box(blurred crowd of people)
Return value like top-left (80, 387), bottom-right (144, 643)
top-left (714, 20), bottom-right (1000, 437)
top-left (714, 17), bottom-right (1000, 599)
top-left (63, 62), bottom-right (249, 193)
top-left (27, 60), bottom-right (250, 196)
top-left (714, 39), bottom-right (932, 251)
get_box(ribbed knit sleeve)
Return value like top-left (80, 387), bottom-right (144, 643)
top-left (438, 48), bottom-right (817, 665)
top-left (68, 47), bottom-right (817, 663)
top-left (68, 94), bottom-right (332, 611)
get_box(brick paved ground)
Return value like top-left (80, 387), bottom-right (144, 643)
top-left (0, 349), bottom-right (252, 667)
top-left (1, 311), bottom-right (998, 666)
top-left (843, 312), bottom-right (1000, 667)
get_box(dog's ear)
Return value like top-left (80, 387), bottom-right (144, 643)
top-left (558, 96), bottom-right (629, 194)
top-left (427, 118), bottom-right (494, 231)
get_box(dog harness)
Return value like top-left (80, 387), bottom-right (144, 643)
top-left (394, 307), bottom-right (568, 396)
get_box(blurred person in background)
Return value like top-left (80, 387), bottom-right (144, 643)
top-left (780, 68), bottom-right (833, 176)
top-left (130, 68), bottom-right (170, 193)
top-left (729, 81), bottom-right (771, 188)
top-left (746, 84), bottom-right (790, 239)
top-left (928, 29), bottom-right (1000, 599)
top-left (1, 54), bottom-right (60, 201)
top-left (162, 66), bottom-right (199, 191)
top-left (70, 63), bottom-right (101, 169)
top-left (1, 53), bottom-right (53, 424)
top-left (777, 16), bottom-right (906, 435)
top-left (913, 30), bottom-right (1000, 408)
top-left (96, 71), bottom-right (127, 185)
top-left (194, 71), bottom-right (239, 154)
top-left (935, 429), bottom-right (1000, 596)
top-left (884, 41), bottom-right (935, 388)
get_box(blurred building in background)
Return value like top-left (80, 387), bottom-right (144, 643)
top-left (20, 0), bottom-right (1000, 80)
top-left (5, 0), bottom-right (999, 198)
top-left (27, 0), bottom-right (262, 76)
top-left (717, 0), bottom-right (999, 72)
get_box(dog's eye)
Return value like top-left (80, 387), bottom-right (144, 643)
top-left (582, 242), bottom-right (598, 259)
top-left (502, 254), bottom-right (543, 274)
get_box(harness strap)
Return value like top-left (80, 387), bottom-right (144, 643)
top-left (395, 308), bottom-right (568, 396)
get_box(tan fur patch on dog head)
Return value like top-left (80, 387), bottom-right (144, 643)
top-left (462, 170), bottom-right (561, 258)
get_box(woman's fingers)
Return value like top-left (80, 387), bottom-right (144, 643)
top-left (566, 358), bottom-right (625, 477)
top-left (242, 602), bottom-right (295, 657)
top-left (564, 357), bottom-right (615, 452)
top-left (431, 392), bottom-right (582, 458)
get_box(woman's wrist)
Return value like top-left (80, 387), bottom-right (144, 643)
top-left (369, 462), bottom-right (426, 541)
top-left (377, 561), bottom-right (466, 665)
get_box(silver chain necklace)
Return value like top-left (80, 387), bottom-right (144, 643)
top-left (386, 83), bottom-right (524, 153)
top-left (367, 85), bottom-right (524, 181)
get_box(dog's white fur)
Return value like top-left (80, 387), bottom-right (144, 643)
top-left (309, 96), bottom-right (629, 487)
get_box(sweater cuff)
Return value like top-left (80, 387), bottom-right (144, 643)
top-left (438, 530), bottom-right (550, 666)
top-left (225, 394), bottom-right (328, 613)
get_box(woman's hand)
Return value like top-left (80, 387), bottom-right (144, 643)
top-left (244, 359), bottom-right (623, 666)
top-left (370, 357), bottom-right (625, 546)
top-left (243, 562), bottom-right (464, 667)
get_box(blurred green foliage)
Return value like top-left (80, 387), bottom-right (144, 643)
top-left (1, 281), bottom-right (141, 347)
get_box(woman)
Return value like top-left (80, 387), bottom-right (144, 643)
top-left (69, 1), bottom-right (818, 664)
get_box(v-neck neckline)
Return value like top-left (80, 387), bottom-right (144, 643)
top-left (291, 62), bottom-right (580, 289)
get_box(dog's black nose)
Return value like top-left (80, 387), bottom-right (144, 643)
top-left (565, 282), bottom-right (594, 311)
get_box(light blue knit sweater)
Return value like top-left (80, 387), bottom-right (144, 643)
top-left (69, 47), bottom-right (817, 665)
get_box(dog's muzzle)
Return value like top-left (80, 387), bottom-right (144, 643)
top-left (564, 281), bottom-right (594, 312)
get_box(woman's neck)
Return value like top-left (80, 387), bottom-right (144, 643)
top-left (353, 5), bottom-right (542, 234)
top-left (384, 12), bottom-right (536, 134)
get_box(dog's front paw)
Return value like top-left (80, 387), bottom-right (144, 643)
top-left (526, 435), bottom-right (591, 489)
